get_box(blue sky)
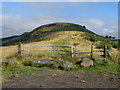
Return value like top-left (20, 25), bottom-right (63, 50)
top-left (1, 2), bottom-right (118, 38)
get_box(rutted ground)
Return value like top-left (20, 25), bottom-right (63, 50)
top-left (3, 70), bottom-right (118, 88)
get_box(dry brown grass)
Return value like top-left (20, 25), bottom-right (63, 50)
top-left (0, 45), bottom-right (18, 58)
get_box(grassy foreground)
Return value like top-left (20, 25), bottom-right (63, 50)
top-left (2, 54), bottom-right (119, 82)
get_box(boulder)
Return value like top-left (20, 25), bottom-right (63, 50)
top-left (94, 58), bottom-right (106, 63)
top-left (33, 59), bottom-right (54, 64)
top-left (80, 58), bottom-right (93, 67)
top-left (61, 61), bottom-right (73, 69)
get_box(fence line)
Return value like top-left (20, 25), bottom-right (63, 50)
top-left (18, 44), bottom-right (112, 59)
top-left (23, 49), bottom-right (71, 52)
top-left (22, 45), bottom-right (71, 48)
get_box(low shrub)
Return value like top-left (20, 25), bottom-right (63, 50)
top-left (22, 59), bottom-right (35, 66)
top-left (96, 42), bottom-right (112, 50)
top-left (49, 61), bottom-right (60, 69)
top-left (2, 58), bottom-right (22, 68)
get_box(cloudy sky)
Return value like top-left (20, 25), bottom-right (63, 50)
top-left (1, 0), bottom-right (119, 38)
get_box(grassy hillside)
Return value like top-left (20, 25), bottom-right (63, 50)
top-left (2, 22), bottom-right (119, 50)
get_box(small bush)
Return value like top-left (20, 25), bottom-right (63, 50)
top-left (58, 65), bottom-right (65, 70)
top-left (111, 41), bottom-right (119, 49)
top-left (96, 42), bottom-right (112, 50)
top-left (22, 59), bottom-right (35, 66)
top-left (49, 61), bottom-right (60, 69)
top-left (2, 59), bottom-right (22, 68)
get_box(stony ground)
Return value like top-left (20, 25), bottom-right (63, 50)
top-left (2, 70), bottom-right (119, 88)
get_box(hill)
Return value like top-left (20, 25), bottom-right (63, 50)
top-left (1, 22), bottom-right (93, 46)
top-left (1, 22), bottom-right (119, 50)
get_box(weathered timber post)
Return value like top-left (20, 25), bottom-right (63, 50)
top-left (71, 45), bottom-right (74, 57)
top-left (103, 45), bottom-right (106, 58)
top-left (18, 43), bottom-right (21, 55)
top-left (90, 44), bottom-right (93, 59)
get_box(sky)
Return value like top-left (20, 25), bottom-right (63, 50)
top-left (1, 1), bottom-right (119, 38)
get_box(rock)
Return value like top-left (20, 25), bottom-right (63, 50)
top-left (34, 59), bottom-right (54, 64)
top-left (2, 60), bottom-right (13, 67)
top-left (61, 61), bottom-right (73, 69)
top-left (94, 58), bottom-right (106, 63)
top-left (51, 74), bottom-right (57, 76)
top-left (80, 80), bottom-right (86, 83)
top-left (80, 58), bottom-right (93, 67)
top-left (74, 75), bottom-right (80, 79)
top-left (4, 61), bottom-right (12, 64)
top-left (39, 84), bottom-right (45, 87)
top-left (39, 85), bottom-right (42, 87)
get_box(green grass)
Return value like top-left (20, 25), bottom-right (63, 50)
top-left (79, 63), bottom-right (119, 74)
top-left (2, 66), bottom-right (41, 80)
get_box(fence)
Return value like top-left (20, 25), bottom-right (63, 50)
top-left (18, 43), bottom-right (111, 59)
top-left (18, 44), bottom-right (71, 56)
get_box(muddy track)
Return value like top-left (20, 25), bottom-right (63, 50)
top-left (2, 70), bottom-right (119, 88)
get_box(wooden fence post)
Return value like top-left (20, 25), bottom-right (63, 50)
top-left (18, 43), bottom-right (21, 55)
top-left (71, 45), bottom-right (74, 57)
top-left (90, 44), bottom-right (93, 59)
top-left (103, 45), bottom-right (106, 58)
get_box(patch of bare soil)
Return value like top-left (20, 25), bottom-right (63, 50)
top-left (2, 70), bottom-right (118, 88)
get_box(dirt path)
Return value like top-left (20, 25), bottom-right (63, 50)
top-left (2, 70), bottom-right (118, 88)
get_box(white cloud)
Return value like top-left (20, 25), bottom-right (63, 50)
top-left (79, 18), bottom-right (105, 32)
top-left (78, 18), bottom-right (118, 38)
top-left (2, 15), bottom-right (74, 37)
top-left (102, 28), bottom-right (114, 34)
top-left (102, 28), bottom-right (118, 38)
top-left (87, 19), bottom-right (104, 27)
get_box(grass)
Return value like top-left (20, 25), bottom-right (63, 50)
top-left (79, 63), bottom-right (119, 74)
top-left (2, 66), bottom-right (41, 82)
